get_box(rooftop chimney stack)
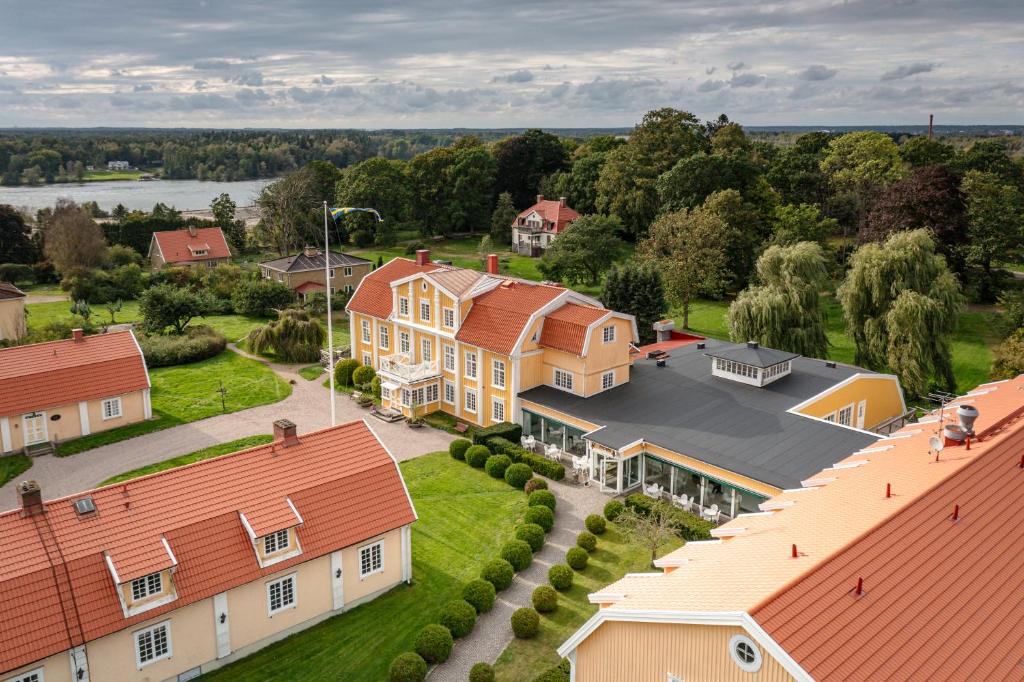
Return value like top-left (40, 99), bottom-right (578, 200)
top-left (416, 249), bottom-right (430, 266)
top-left (273, 419), bottom-right (300, 448)
top-left (71, 328), bottom-right (84, 342)
top-left (652, 319), bottom-right (675, 343)
top-left (559, 196), bottom-right (567, 207)
top-left (303, 245), bottom-right (319, 258)
top-left (487, 254), bottom-right (499, 275)
top-left (188, 225), bottom-right (197, 237)
top-left (17, 480), bottom-right (44, 517)
top-left (536, 194), bottom-right (544, 204)
top-left (747, 341), bottom-right (759, 349)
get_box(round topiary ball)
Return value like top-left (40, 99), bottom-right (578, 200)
top-left (532, 584), bottom-right (558, 613)
top-left (481, 558), bottom-right (515, 591)
top-left (414, 623), bottom-right (453, 664)
top-left (484, 454), bottom-right (512, 479)
top-left (524, 505), bottom-right (554, 533)
top-left (462, 579), bottom-right (496, 614)
top-left (528, 489), bottom-right (557, 511)
top-left (524, 477), bottom-right (549, 494)
top-left (449, 439), bottom-right (472, 461)
top-left (439, 599), bottom-right (477, 638)
top-left (389, 652), bottom-right (428, 682)
top-left (603, 499), bottom-right (625, 521)
top-left (576, 531), bottom-right (598, 553)
top-left (510, 607), bottom-right (540, 639)
top-left (466, 445), bottom-right (491, 468)
top-left (585, 513), bottom-right (607, 535)
top-left (548, 563), bottom-right (574, 591)
top-left (334, 358), bottom-right (360, 387)
top-left (504, 463), bottom-right (533, 489)
top-left (566, 546), bottom-right (589, 570)
top-left (352, 365), bottom-right (376, 387)
top-left (516, 523), bottom-right (546, 552)
top-left (469, 662), bottom-right (496, 682)
top-left (500, 539), bottom-right (533, 571)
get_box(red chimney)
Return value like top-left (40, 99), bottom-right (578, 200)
top-left (71, 328), bottom-right (84, 342)
top-left (416, 249), bottom-right (430, 266)
top-left (17, 480), bottom-right (44, 517)
top-left (273, 419), bottom-right (300, 448)
top-left (487, 254), bottom-right (499, 275)
top-left (536, 194), bottom-right (544, 204)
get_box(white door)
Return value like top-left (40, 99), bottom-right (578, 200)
top-left (214, 592), bottom-right (231, 659)
top-left (857, 400), bottom-right (867, 429)
top-left (22, 412), bottom-right (47, 445)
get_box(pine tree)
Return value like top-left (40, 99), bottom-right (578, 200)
top-left (602, 262), bottom-right (668, 345)
top-left (490, 192), bottom-right (518, 245)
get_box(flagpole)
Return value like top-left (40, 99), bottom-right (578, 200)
top-left (324, 201), bottom-right (336, 427)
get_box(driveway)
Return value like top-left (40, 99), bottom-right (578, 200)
top-left (1, 350), bottom-right (454, 509)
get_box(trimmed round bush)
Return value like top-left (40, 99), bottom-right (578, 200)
top-left (548, 564), bottom-right (574, 591)
top-left (334, 358), bottom-right (360, 387)
top-left (604, 499), bottom-right (625, 521)
top-left (528, 489), bottom-right (557, 511)
top-left (439, 599), bottom-right (477, 638)
top-left (352, 365), bottom-right (376, 387)
top-left (524, 477), bottom-right (548, 494)
top-left (524, 505), bottom-right (554, 533)
top-left (466, 445), bottom-right (491, 468)
top-left (511, 607), bottom-right (540, 639)
top-left (532, 585), bottom-right (558, 613)
top-left (485, 454), bottom-right (512, 479)
top-left (585, 514), bottom-right (607, 535)
top-left (469, 662), bottom-right (495, 682)
top-left (566, 547), bottom-right (589, 570)
top-left (414, 623), bottom-right (453, 664)
top-left (516, 523), bottom-right (546, 552)
top-left (504, 463), bottom-right (533, 489)
top-left (137, 325), bottom-right (227, 368)
top-left (389, 652), bottom-right (427, 682)
top-left (576, 531), bottom-right (598, 552)
top-left (462, 579), bottom-right (496, 614)
top-left (449, 438), bottom-right (472, 461)
top-left (481, 558), bottom-right (515, 591)
top-left (500, 539), bottom-right (533, 571)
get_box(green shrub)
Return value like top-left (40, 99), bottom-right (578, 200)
top-left (548, 564), bottom-right (574, 591)
top-left (462, 579), bottom-right (496, 613)
top-left (585, 514), bottom-right (606, 535)
top-left (532, 585), bottom-right (558, 613)
top-left (449, 438), bottom-right (472, 461)
top-left (566, 547), bottom-right (589, 570)
top-left (624, 493), bottom-right (715, 540)
top-left (370, 375), bottom-right (382, 399)
top-left (485, 454), bottom-right (512, 479)
top-left (532, 659), bottom-right (572, 682)
top-left (481, 558), bottom-right (515, 591)
top-left (576, 531), bottom-right (598, 552)
top-left (389, 652), bottom-right (427, 682)
top-left (524, 477), bottom-right (548, 494)
top-left (524, 505), bottom-right (554, 533)
top-left (528, 489), bottom-right (556, 511)
top-left (466, 445), bottom-right (491, 468)
top-left (352, 365), bottom-right (376, 387)
top-left (488, 437), bottom-right (566, 480)
top-left (511, 607), bottom-right (540, 639)
top-left (0, 263), bottom-right (32, 284)
top-left (334, 358), bottom-right (360, 387)
top-left (500, 539), bottom-right (533, 571)
top-left (137, 325), bottom-right (226, 367)
top-left (439, 599), bottom-right (476, 638)
top-left (469, 663), bottom-right (495, 682)
top-left (414, 623), bottom-right (453, 664)
top-left (504, 463), bottom-right (533, 489)
top-left (231, 278), bottom-right (294, 316)
top-left (472, 421), bottom-right (522, 445)
top-left (604, 499), bottom-right (625, 521)
top-left (516, 523), bottom-right (546, 552)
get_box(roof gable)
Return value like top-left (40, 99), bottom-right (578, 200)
top-left (346, 258), bottom-right (441, 319)
top-left (152, 227), bottom-right (231, 263)
top-left (538, 303), bottom-right (609, 355)
top-left (456, 281), bottom-right (566, 355)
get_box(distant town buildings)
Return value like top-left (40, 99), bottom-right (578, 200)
top-left (512, 195), bottom-right (580, 256)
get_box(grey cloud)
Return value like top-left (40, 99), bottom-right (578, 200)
top-left (705, 67), bottom-right (716, 75)
top-left (133, 83), bottom-right (153, 92)
top-left (881, 62), bottom-right (936, 80)
top-left (225, 71), bottom-right (265, 86)
top-left (798, 65), bottom-right (837, 81)
top-left (193, 80), bottom-right (207, 91)
top-left (549, 82), bottom-right (570, 98)
top-left (168, 93), bottom-right (237, 110)
top-left (312, 75), bottom-right (334, 85)
top-left (235, 88), bottom-right (271, 102)
top-left (730, 73), bottom-right (765, 88)
top-left (697, 79), bottom-right (726, 92)
top-left (492, 69), bottom-right (534, 83)
top-left (193, 59), bottom-right (234, 71)
top-left (727, 61), bottom-right (746, 71)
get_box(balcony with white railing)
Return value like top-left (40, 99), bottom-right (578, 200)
top-left (378, 353), bottom-right (441, 383)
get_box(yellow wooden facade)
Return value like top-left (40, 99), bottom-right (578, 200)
top-left (792, 374), bottom-right (905, 431)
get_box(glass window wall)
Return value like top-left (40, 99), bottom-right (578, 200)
top-left (643, 453), bottom-right (767, 521)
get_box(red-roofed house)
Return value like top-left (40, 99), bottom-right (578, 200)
top-left (148, 226), bottom-right (231, 270)
top-left (0, 418), bottom-right (416, 682)
top-left (0, 330), bottom-right (151, 456)
top-left (512, 194), bottom-right (581, 256)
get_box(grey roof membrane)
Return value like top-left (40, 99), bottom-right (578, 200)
top-left (519, 338), bottom-right (880, 490)
top-left (704, 342), bottom-right (800, 368)
top-left (261, 250), bottom-right (371, 272)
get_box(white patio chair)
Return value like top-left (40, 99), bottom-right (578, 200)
top-left (521, 435), bottom-right (536, 450)
top-left (702, 504), bottom-right (720, 523)
top-left (673, 494), bottom-right (690, 511)
top-left (544, 444), bottom-right (561, 461)
top-left (644, 483), bottom-right (663, 499)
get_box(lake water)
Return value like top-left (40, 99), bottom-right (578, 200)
top-left (0, 178), bottom-right (272, 212)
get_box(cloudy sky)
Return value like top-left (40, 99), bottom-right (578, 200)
top-left (1, 0), bottom-right (1022, 128)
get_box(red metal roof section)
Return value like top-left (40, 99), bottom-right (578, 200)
top-left (456, 281), bottom-right (565, 355)
top-left (538, 303), bottom-right (608, 355)
top-left (0, 420), bottom-right (415, 674)
top-left (152, 227), bottom-right (230, 263)
top-left (0, 282), bottom-right (26, 300)
top-left (0, 330), bottom-right (149, 417)
top-left (346, 257), bottom-right (440, 319)
top-left (632, 331), bottom-right (706, 356)
top-left (516, 198), bottom-right (581, 234)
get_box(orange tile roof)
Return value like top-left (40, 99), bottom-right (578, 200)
top-left (346, 257), bottom-right (440, 319)
top-left (151, 227), bottom-right (230, 263)
top-left (294, 280), bottom-right (325, 294)
top-left (456, 280), bottom-right (566, 355)
top-left (538, 303), bottom-right (609, 355)
top-left (0, 330), bottom-right (149, 417)
top-left (516, 197), bottom-right (581, 234)
top-left (0, 420), bottom-right (415, 674)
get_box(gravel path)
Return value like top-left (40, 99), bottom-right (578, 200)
top-left (429, 477), bottom-right (608, 682)
top-left (1, 348), bottom-right (453, 509)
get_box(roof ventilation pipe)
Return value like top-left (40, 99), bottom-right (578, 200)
top-left (957, 404), bottom-right (979, 436)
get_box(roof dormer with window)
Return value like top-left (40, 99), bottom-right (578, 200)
top-left (707, 342), bottom-right (797, 388)
top-left (104, 536), bottom-right (179, 618)
top-left (239, 497), bottom-right (304, 568)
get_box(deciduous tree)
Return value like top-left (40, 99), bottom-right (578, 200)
top-left (140, 284), bottom-right (216, 335)
top-left (0, 204), bottom-right (36, 263)
top-left (537, 215), bottom-right (625, 286)
top-left (42, 200), bottom-right (107, 273)
top-left (211, 193), bottom-right (245, 252)
top-left (247, 308), bottom-right (326, 363)
top-left (769, 203), bottom-right (838, 246)
top-left (490, 192), bottom-right (518, 245)
top-left (601, 262), bottom-right (668, 345)
top-left (961, 170), bottom-right (1024, 300)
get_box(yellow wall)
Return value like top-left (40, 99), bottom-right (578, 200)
top-left (1, 389), bottom-right (148, 453)
top-left (796, 375), bottom-right (904, 430)
top-left (2, 649), bottom-right (73, 682)
top-left (272, 262), bottom-right (371, 294)
top-left (0, 297), bottom-right (26, 341)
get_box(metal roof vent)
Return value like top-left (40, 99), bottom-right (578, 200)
top-left (73, 497), bottom-right (96, 516)
top-left (825, 361), bottom-right (837, 368)
top-left (746, 341), bottom-right (759, 349)
top-left (696, 342), bottom-right (706, 350)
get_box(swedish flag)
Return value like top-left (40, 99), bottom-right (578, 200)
top-left (330, 207), bottom-right (383, 222)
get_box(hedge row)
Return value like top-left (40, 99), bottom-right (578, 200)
top-left (624, 493), bottom-right (715, 541)
top-left (487, 436), bottom-right (566, 481)
top-left (472, 421), bottom-right (522, 445)
top-left (137, 325), bottom-right (226, 367)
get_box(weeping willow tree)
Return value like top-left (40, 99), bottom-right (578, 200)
top-left (728, 242), bottom-right (830, 358)
top-left (247, 308), bottom-right (326, 363)
top-left (837, 229), bottom-right (963, 397)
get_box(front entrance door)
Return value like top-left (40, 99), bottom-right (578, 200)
top-left (22, 412), bottom-right (47, 445)
top-left (601, 456), bottom-right (619, 493)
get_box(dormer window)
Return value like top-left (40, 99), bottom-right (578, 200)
top-left (264, 528), bottom-right (290, 555)
top-left (131, 572), bottom-right (163, 601)
top-left (707, 342), bottom-right (797, 388)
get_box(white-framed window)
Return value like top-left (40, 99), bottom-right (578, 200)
top-left (421, 338), bottom-right (432, 363)
top-left (102, 397), bottom-right (122, 420)
top-left (329, 268), bottom-right (335, 279)
top-left (381, 386), bottom-right (391, 400)
top-left (344, 284), bottom-right (354, 293)
top-left (7, 669), bottom-right (42, 682)
top-left (492, 398), bottom-right (505, 423)
top-left (401, 389), bottom-right (411, 407)
top-left (824, 412), bottom-right (836, 423)
top-left (263, 528), bottom-right (289, 555)
top-left (420, 300), bottom-right (431, 321)
top-left (399, 297), bottom-right (409, 317)
top-left (728, 634), bottom-right (763, 673)
top-left (602, 325), bottom-right (615, 343)
top-left (267, 574), bottom-right (296, 615)
top-left (443, 307), bottom-right (455, 328)
top-left (130, 572), bottom-right (162, 601)
top-left (553, 368), bottom-right (574, 392)
top-left (363, 352), bottom-right (371, 366)
top-left (361, 320), bottom-right (371, 343)
top-left (838, 404), bottom-right (854, 426)
top-left (379, 326), bottom-right (390, 349)
top-left (426, 383), bottom-right (439, 403)
top-left (360, 541), bottom-right (384, 577)
top-left (492, 360), bottom-right (506, 389)
top-left (602, 371), bottom-right (615, 390)
top-left (135, 621), bottom-right (171, 668)
top-left (443, 344), bottom-right (456, 372)
top-left (444, 380), bottom-right (455, 404)
top-left (465, 351), bottom-right (477, 379)
top-left (400, 331), bottom-right (410, 354)
top-left (344, 266), bottom-right (353, 277)
top-left (465, 389), bottom-right (477, 414)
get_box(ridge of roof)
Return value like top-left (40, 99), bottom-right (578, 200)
top-left (0, 282), bottom-right (26, 299)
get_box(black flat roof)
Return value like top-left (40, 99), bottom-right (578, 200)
top-left (704, 342), bottom-right (799, 368)
top-left (519, 339), bottom-right (879, 490)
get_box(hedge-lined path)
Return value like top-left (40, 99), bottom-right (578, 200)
top-left (429, 478), bottom-right (607, 681)
top-left (0, 347), bottom-right (453, 508)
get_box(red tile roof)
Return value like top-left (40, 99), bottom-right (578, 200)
top-left (151, 227), bottom-right (231, 264)
top-left (0, 282), bottom-right (26, 300)
top-left (457, 280), bottom-right (565, 355)
top-left (0, 420), bottom-right (415, 674)
top-left (294, 280), bottom-right (325, 295)
top-left (538, 303), bottom-right (609, 355)
top-left (515, 197), bottom-right (581, 234)
top-left (0, 330), bottom-right (149, 417)
top-left (346, 258), bottom-right (440, 319)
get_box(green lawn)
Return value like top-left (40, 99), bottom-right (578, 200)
top-left (98, 435), bottom-right (274, 486)
top-left (0, 455), bottom-right (32, 487)
top-left (200, 451), bottom-right (528, 681)
top-left (493, 525), bottom-right (683, 681)
top-left (81, 169), bottom-right (149, 182)
top-left (298, 364), bottom-right (325, 380)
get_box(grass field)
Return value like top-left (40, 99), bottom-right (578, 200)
top-left (298, 364), bottom-right (325, 380)
top-left (199, 451), bottom-right (527, 682)
top-left (0, 455), bottom-right (32, 487)
top-left (81, 169), bottom-right (149, 182)
top-left (99, 435), bottom-right (274, 486)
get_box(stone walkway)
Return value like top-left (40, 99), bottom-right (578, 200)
top-left (1, 348), bottom-right (453, 509)
top-left (429, 476), bottom-right (608, 681)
